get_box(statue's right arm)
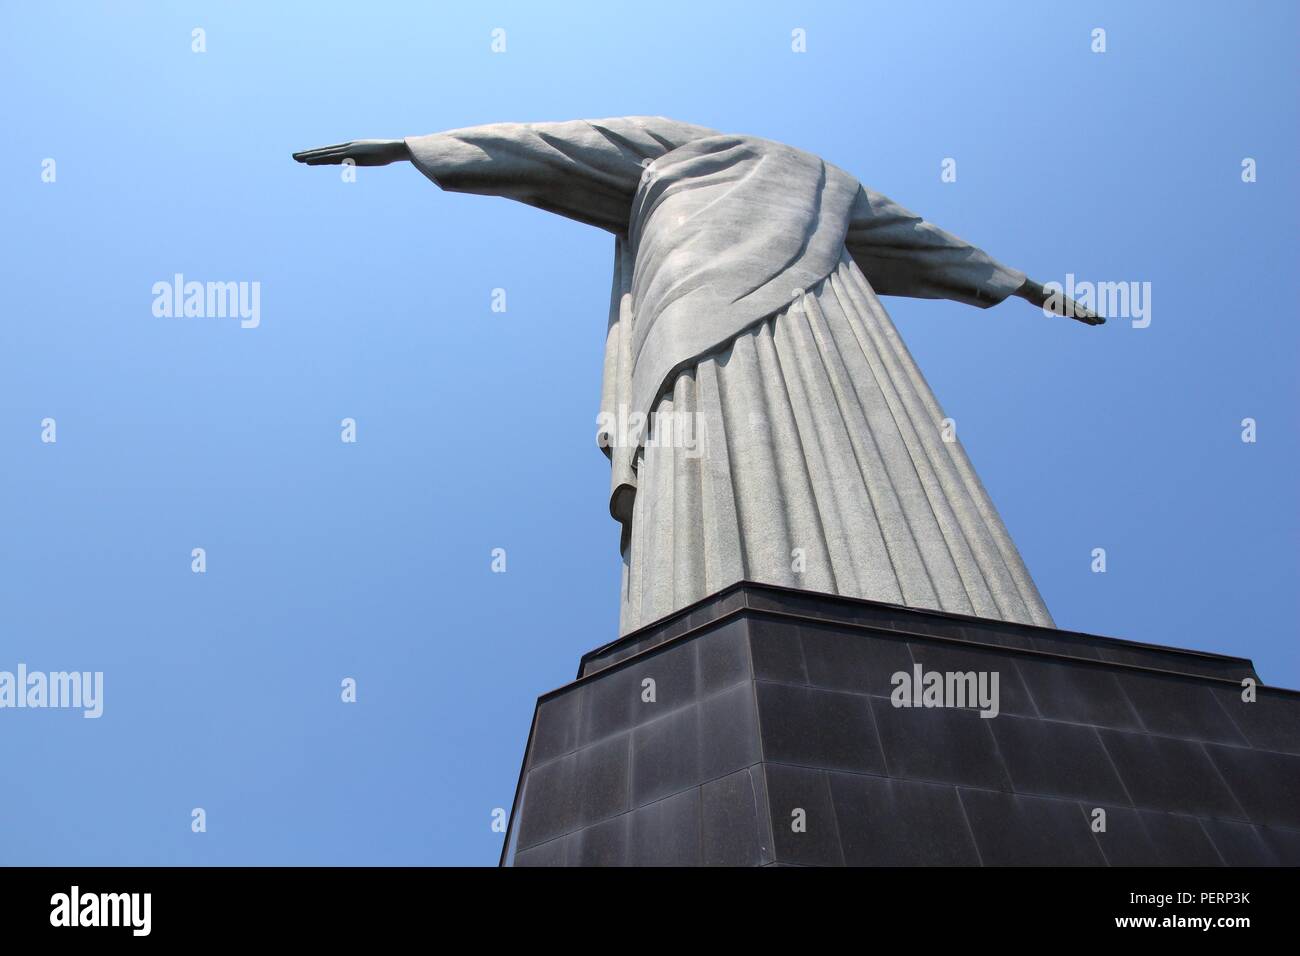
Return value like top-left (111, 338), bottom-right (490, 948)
top-left (293, 120), bottom-right (715, 231)
top-left (399, 118), bottom-right (718, 232)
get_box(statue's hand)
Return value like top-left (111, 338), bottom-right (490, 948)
top-left (292, 139), bottom-right (410, 167)
top-left (1017, 278), bottom-right (1104, 326)
top-left (1051, 296), bottom-right (1103, 325)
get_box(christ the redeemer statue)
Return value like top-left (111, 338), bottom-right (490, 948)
top-left (295, 117), bottom-right (1099, 635)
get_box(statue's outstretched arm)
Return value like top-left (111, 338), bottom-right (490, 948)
top-left (846, 186), bottom-right (1101, 325)
top-left (293, 118), bottom-right (717, 233)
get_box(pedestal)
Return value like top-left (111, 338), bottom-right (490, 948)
top-left (500, 582), bottom-right (1300, 866)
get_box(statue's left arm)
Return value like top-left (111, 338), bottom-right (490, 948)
top-left (845, 187), bottom-right (1101, 325)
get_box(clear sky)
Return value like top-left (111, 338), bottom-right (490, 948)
top-left (1, 1), bottom-right (1296, 865)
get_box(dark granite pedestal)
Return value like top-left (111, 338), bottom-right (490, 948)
top-left (500, 582), bottom-right (1300, 866)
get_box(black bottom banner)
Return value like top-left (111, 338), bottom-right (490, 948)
top-left (0, 865), bottom-right (1287, 942)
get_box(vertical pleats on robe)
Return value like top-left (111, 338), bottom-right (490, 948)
top-left (597, 236), bottom-right (638, 551)
top-left (618, 249), bottom-right (1053, 635)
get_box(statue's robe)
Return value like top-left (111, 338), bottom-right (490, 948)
top-left (405, 117), bottom-right (1053, 633)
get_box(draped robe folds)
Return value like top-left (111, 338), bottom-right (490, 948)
top-left (404, 117), bottom-right (1053, 634)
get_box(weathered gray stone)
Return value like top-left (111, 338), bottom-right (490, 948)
top-left (295, 118), bottom-right (1101, 633)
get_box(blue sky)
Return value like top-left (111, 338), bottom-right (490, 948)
top-left (1, 1), bottom-right (1295, 865)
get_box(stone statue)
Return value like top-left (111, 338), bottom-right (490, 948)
top-left (295, 117), bottom-right (1099, 634)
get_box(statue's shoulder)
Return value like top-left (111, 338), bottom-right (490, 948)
top-left (586, 116), bottom-right (722, 143)
top-left (650, 127), bottom-right (857, 183)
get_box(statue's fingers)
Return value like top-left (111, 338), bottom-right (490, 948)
top-left (1056, 296), bottom-right (1102, 325)
top-left (292, 143), bottom-right (353, 164)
